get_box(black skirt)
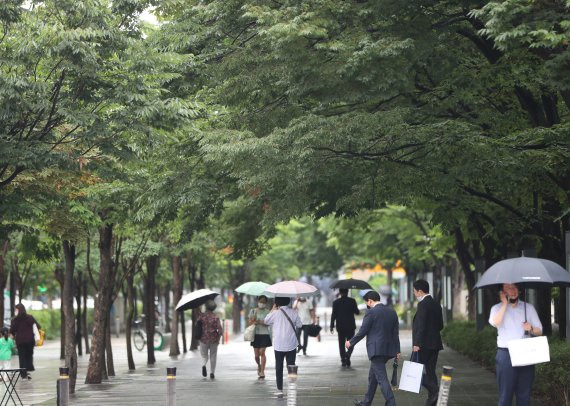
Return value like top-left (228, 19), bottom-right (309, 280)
top-left (251, 334), bottom-right (272, 348)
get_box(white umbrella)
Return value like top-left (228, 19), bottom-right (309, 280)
top-left (264, 280), bottom-right (318, 298)
top-left (175, 289), bottom-right (219, 311)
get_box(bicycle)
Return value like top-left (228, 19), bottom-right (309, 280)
top-left (132, 315), bottom-right (164, 351)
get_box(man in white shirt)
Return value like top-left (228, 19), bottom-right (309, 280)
top-left (293, 297), bottom-right (315, 355)
top-left (489, 283), bottom-right (542, 406)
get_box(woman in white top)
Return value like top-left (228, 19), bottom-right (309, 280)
top-left (264, 296), bottom-right (302, 396)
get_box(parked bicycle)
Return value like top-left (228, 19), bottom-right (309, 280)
top-left (132, 315), bottom-right (164, 351)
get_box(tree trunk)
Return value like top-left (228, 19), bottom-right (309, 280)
top-left (169, 255), bottom-right (182, 356)
top-left (85, 223), bottom-right (114, 384)
top-left (145, 255), bottom-right (158, 365)
top-left (82, 276), bottom-right (90, 354)
top-left (164, 282), bottom-right (171, 334)
top-left (75, 270), bottom-right (83, 356)
top-left (126, 271), bottom-right (135, 371)
top-left (54, 265), bottom-right (65, 360)
top-left (62, 241), bottom-right (78, 393)
top-left (180, 311), bottom-right (187, 353)
top-left (0, 241), bottom-right (8, 329)
top-left (105, 314), bottom-right (115, 377)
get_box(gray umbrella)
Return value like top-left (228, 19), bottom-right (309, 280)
top-left (474, 256), bottom-right (570, 289)
top-left (329, 278), bottom-right (373, 290)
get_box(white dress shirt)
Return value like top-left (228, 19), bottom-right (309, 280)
top-left (265, 307), bottom-right (302, 352)
top-left (489, 300), bottom-right (542, 348)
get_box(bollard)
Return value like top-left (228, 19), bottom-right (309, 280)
top-left (436, 366), bottom-right (454, 406)
top-left (287, 365), bottom-right (298, 406)
top-left (224, 320), bottom-right (229, 344)
top-left (57, 367), bottom-right (70, 406)
top-left (166, 367), bottom-right (176, 406)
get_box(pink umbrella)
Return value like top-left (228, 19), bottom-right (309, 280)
top-left (264, 280), bottom-right (318, 298)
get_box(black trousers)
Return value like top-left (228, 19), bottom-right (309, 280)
top-left (274, 349), bottom-right (296, 390)
top-left (17, 341), bottom-right (35, 377)
top-left (418, 349), bottom-right (440, 405)
top-left (336, 327), bottom-right (355, 362)
top-left (296, 325), bottom-right (310, 353)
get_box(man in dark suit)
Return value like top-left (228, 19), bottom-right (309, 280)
top-left (412, 279), bottom-right (444, 406)
top-left (346, 291), bottom-right (400, 406)
top-left (330, 288), bottom-right (360, 367)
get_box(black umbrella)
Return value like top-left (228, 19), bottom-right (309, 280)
top-left (330, 278), bottom-right (373, 290)
top-left (391, 360), bottom-right (398, 387)
top-left (175, 289), bottom-right (219, 311)
top-left (474, 255), bottom-right (570, 289)
top-left (474, 255), bottom-right (570, 332)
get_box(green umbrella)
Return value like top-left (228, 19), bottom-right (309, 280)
top-left (235, 281), bottom-right (273, 297)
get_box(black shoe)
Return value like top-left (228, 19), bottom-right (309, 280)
top-left (341, 359), bottom-right (347, 367)
top-left (210, 373), bottom-right (215, 379)
top-left (202, 366), bottom-right (207, 377)
top-left (346, 359), bottom-right (351, 367)
top-left (26, 375), bottom-right (32, 380)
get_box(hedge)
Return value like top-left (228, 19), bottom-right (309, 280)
top-left (442, 321), bottom-right (570, 405)
top-left (26, 309), bottom-right (94, 341)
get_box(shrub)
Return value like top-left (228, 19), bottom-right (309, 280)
top-left (443, 321), bottom-right (570, 406)
top-left (28, 309), bottom-right (60, 339)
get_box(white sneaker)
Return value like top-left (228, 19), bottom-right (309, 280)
top-left (274, 390), bottom-right (284, 397)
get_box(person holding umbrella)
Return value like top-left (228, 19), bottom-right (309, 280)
top-left (248, 295), bottom-right (272, 379)
top-left (330, 288), bottom-right (360, 367)
top-left (489, 283), bottom-right (542, 406)
top-left (264, 296), bottom-right (302, 397)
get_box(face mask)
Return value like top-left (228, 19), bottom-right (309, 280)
top-left (258, 303), bottom-right (266, 309)
top-left (508, 297), bottom-right (518, 304)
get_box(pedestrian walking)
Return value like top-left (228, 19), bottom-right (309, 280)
top-left (489, 283), bottom-right (542, 406)
top-left (264, 296), bottom-right (302, 397)
top-left (199, 300), bottom-right (223, 379)
top-left (330, 288), bottom-right (360, 367)
top-left (10, 303), bottom-right (40, 379)
top-left (0, 327), bottom-right (15, 369)
top-left (248, 295), bottom-right (272, 379)
top-left (292, 297), bottom-right (315, 355)
top-left (412, 279), bottom-right (444, 406)
top-left (346, 291), bottom-right (400, 406)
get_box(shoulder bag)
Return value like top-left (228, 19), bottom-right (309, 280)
top-left (279, 308), bottom-right (300, 347)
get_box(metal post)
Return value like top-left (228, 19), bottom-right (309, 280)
top-left (436, 366), bottom-right (454, 406)
top-left (166, 367), bottom-right (176, 406)
top-left (287, 365), bottom-right (298, 406)
top-left (475, 259), bottom-right (485, 332)
top-left (57, 367), bottom-right (69, 406)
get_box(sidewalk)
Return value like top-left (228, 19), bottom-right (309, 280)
top-left (13, 329), bottom-right (541, 405)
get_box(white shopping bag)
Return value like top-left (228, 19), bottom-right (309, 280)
top-left (399, 359), bottom-right (424, 393)
top-left (508, 336), bottom-right (550, 367)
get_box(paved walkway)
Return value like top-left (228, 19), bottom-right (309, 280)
top-left (10, 329), bottom-right (542, 405)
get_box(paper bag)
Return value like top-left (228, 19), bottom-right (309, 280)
top-left (508, 336), bottom-right (550, 367)
top-left (399, 360), bottom-right (424, 393)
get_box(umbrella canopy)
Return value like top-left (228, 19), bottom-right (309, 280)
top-left (475, 256), bottom-right (570, 289)
top-left (264, 280), bottom-right (318, 298)
top-left (329, 278), bottom-right (372, 290)
top-left (175, 289), bottom-right (219, 311)
top-left (235, 281), bottom-right (273, 297)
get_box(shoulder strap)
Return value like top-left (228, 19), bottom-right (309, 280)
top-left (280, 308), bottom-right (300, 346)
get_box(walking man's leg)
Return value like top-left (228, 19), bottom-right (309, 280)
top-left (420, 349), bottom-right (439, 405)
top-left (337, 329), bottom-right (347, 365)
top-left (370, 356), bottom-right (395, 406)
top-left (274, 351), bottom-right (286, 391)
top-left (514, 365), bottom-right (534, 406)
top-left (496, 349), bottom-right (515, 406)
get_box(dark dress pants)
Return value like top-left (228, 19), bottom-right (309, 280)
top-left (274, 349), bottom-right (296, 390)
top-left (336, 327), bottom-right (355, 362)
top-left (296, 325), bottom-right (310, 353)
top-left (362, 355), bottom-right (396, 406)
top-left (496, 348), bottom-right (534, 406)
top-left (17, 341), bottom-right (35, 378)
top-left (419, 348), bottom-right (440, 405)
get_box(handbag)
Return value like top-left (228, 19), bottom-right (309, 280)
top-left (244, 324), bottom-right (256, 342)
top-left (193, 319), bottom-right (203, 340)
top-left (306, 324), bottom-right (322, 337)
top-left (508, 336), bottom-right (550, 367)
top-left (33, 323), bottom-right (45, 346)
top-left (399, 352), bottom-right (424, 393)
